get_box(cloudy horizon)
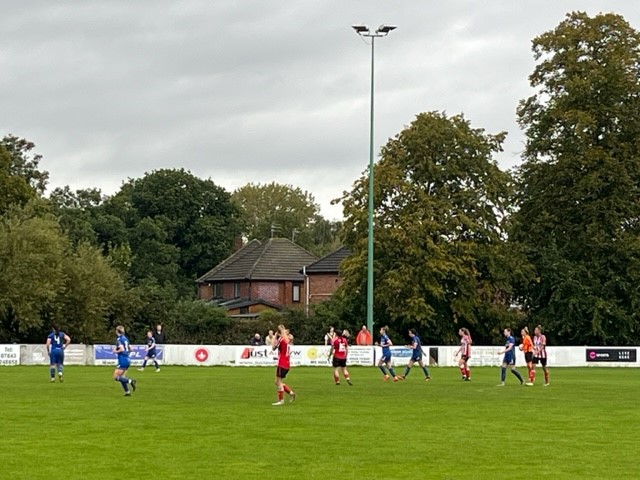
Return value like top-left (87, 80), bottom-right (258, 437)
top-left (2, 1), bottom-right (639, 220)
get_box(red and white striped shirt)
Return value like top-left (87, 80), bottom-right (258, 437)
top-left (460, 335), bottom-right (471, 357)
top-left (533, 334), bottom-right (547, 359)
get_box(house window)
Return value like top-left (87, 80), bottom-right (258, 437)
top-left (292, 283), bottom-right (301, 303)
top-left (214, 283), bottom-right (223, 298)
top-left (233, 282), bottom-right (241, 298)
top-left (239, 307), bottom-right (249, 315)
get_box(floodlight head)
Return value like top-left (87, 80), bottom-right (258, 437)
top-left (376, 25), bottom-right (397, 34)
top-left (352, 24), bottom-right (370, 35)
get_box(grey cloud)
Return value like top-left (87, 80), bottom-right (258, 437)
top-left (1, 0), bottom-right (639, 220)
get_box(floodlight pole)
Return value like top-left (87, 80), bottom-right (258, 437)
top-left (352, 24), bottom-right (396, 339)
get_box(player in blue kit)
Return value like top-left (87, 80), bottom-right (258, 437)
top-left (46, 325), bottom-right (71, 382)
top-left (138, 330), bottom-right (160, 372)
top-left (112, 325), bottom-right (137, 396)
top-left (400, 329), bottom-right (431, 381)
top-left (497, 327), bottom-right (524, 386)
top-left (377, 326), bottom-right (399, 381)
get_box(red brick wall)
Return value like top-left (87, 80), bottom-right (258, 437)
top-left (198, 283), bottom-right (213, 300)
top-left (198, 280), bottom-right (308, 308)
top-left (308, 274), bottom-right (342, 304)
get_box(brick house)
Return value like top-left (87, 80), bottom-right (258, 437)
top-left (196, 238), bottom-right (318, 316)
top-left (303, 246), bottom-right (351, 304)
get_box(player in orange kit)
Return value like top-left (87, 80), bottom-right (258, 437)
top-left (520, 327), bottom-right (535, 386)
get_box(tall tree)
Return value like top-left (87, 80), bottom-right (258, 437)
top-left (0, 135), bottom-right (49, 195)
top-left (0, 203), bottom-right (66, 341)
top-left (108, 169), bottom-right (241, 294)
top-left (340, 111), bottom-right (519, 344)
top-left (232, 182), bottom-right (338, 255)
top-left (514, 12), bottom-right (640, 345)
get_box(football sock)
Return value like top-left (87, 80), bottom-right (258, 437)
top-left (379, 366), bottom-right (388, 376)
top-left (153, 360), bottom-right (159, 369)
top-left (511, 369), bottom-right (524, 383)
top-left (58, 365), bottom-right (63, 374)
top-left (278, 389), bottom-right (284, 401)
top-left (115, 376), bottom-right (129, 392)
top-left (283, 384), bottom-right (292, 394)
top-left (389, 367), bottom-right (397, 377)
top-left (530, 369), bottom-right (536, 382)
top-left (142, 360), bottom-right (147, 368)
top-left (403, 367), bottom-right (411, 377)
top-left (459, 366), bottom-right (466, 377)
top-left (466, 367), bottom-right (471, 379)
top-left (500, 367), bottom-right (506, 382)
top-left (422, 366), bottom-right (430, 378)
top-left (334, 373), bottom-right (340, 383)
top-left (50, 367), bottom-right (55, 379)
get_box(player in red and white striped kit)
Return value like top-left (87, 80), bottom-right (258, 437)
top-left (455, 328), bottom-right (472, 381)
top-left (272, 324), bottom-right (297, 405)
top-left (532, 325), bottom-right (550, 386)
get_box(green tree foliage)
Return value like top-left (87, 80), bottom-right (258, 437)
top-left (340, 112), bottom-right (520, 344)
top-left (59, 242), bottom-right (127, 343)
top-left (0, 135), bottom-right (49, 195)
top-left (513, 12), bottom-right (640, 345)
top-left (232, 182), bottom-right (339, 255)
top-left (0, 203), bottom-right (66, 341)
top-left (0, 144), bottom-right (38, 215)
top-left (109, 169), bottom-right (241, 294)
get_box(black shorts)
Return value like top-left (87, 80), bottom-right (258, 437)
top-left (533, 356), bottom-right (547, 367)
top-left (332, 357), bottom-right (347, 368)
top-left (276, 366), bottom-right (289, 379)
top-left (461, 355), bottom-right (470, 362)
top-left (524, 352), bottom-right (533, 363)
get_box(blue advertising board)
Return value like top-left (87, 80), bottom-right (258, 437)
top-left (94, 344), bottom-right (164, 364)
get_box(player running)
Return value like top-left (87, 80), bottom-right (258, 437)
top-left (532, 325), bottom-right (550, 386)
top-left (112, 325), bottom-right (137, 396)
top-left (497, 328), bottom-right (524, 386)
top-left (46, 325), bottom-right (71, 383)
top-left (377, 326), bottom-right (399, 382)
top-left (455, 328), bottom-right (472, 381)
top-left (272, 324), bottom-right (296, 406)
top-left (138, 330), bottom-right (161, 372)
top-left (520, 327), bottom-right (534, 386)
top-left (399, 329), bottom-right (431, 381)
top-left (328, 329), bottom-right (352, 386)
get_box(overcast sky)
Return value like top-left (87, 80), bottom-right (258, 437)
top-left (2, 1), bottom-right (639, 220)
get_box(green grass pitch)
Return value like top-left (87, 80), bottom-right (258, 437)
top-left (0, 366), bottom-right (637, 479)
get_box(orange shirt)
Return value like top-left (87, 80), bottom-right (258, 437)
top-left (521, 335), bottom-right (534, 353)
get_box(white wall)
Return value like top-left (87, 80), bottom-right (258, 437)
top-left (1, 344), bottom-right (637, 367)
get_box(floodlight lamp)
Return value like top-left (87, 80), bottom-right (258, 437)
top-left (352, 24), bottom-right (370, 34)
top-left (376, 25), bottom-right (397, 34)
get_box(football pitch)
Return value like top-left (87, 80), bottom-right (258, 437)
top-left (1, 366), bottom-right (636, 479)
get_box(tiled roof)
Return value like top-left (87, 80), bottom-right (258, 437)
top-left (215, 298), bottom-right (283, 311)
top-left (196, 238), bottom-right (318, 283)
top-left (303, 246), bottom-right (351, 274)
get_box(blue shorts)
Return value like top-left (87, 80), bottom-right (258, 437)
top-left (50, 350), bottom-right (64, 365)
top-left (503, 355), bottom-right (515, 366)
top-left (381, 351), bottom-right (391, 363)
top-left (116, 359), bottom-right (130, 370)
top-left (411, 354), bottom-right (422, 362)
top-left (146, 349), bottom-right (156, 359)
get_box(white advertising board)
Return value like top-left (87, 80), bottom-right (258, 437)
top-left (23, 344), bottom-right (87, 365)
top-left (0, 345), bottom-right (20, 365)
